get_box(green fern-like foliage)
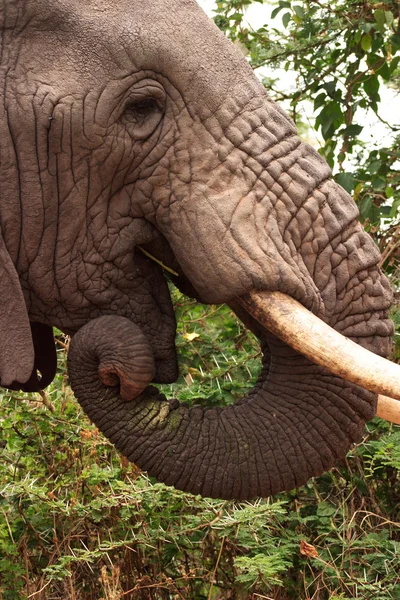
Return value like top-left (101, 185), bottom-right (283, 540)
top-left (0, 290), bottom-right (399, 599)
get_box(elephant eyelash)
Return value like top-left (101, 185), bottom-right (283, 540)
top-left (119, 93), bottom-right (165, 139)
top-left (124, 98), bottom-right (162, 120)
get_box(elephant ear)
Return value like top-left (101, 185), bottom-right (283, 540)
top-left (10, 323), bottom-right (58, 392)
top-left (0, 237), bottom-right (57, 392)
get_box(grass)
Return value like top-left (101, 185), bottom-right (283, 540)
top-left (0, 287), bottom-right (399, 599)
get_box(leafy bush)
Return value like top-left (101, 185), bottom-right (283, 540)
top-left (0, 293), bottom-right (399, 599)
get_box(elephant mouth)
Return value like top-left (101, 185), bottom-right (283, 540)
top-left (138, 245), bottom-right (400, 424)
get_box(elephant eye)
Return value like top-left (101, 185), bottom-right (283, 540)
top-left (121, 95), bottom-right (164, 140)
top-left (125, 98), bottom-right (161, 120)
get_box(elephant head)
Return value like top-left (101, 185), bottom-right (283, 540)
top-left (0, 0), bottom-right (397, 499)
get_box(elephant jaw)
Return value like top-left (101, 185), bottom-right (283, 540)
top-left (112, 284), bottom-right (400, 423)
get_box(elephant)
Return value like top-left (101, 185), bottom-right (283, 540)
top-left (0, 0), bottom-right (398, 500)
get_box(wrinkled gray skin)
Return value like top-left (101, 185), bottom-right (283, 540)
top-left (0, 0), bottom-right (394, 499)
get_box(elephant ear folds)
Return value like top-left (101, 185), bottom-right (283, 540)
top-left (5, 323), bottom-right (58, 393)
top-left (0, 237), bottom-right (57, 392)
top-left (0, 237), bottom-right (35, 389)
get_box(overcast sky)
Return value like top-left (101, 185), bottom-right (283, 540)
top-left (198, 0), bottom-right (273, 26)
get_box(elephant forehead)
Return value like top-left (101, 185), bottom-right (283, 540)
top-left (5, 0), bottom-right (259, 113)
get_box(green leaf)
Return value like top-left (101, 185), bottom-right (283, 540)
top-left (342, 124), bottom-right (363, 137)
top-left (336, 172), bottom-right (356, 193)
top-left (293, 5), bottom-right (304, 19)
top-left (390, 56), bottom-right (400, 74)
top-left (374, 10), bottom-right (386, 31)
top-left (360, 195), bottom-right (374, 222)
top-left (323, 81), bottom-right (336, 97)
top-left (317, 101), bottom-right (343, 139)
top-left (385, 11), bottom-right (394, 26)
top-left (235, 553), bottom-right (291, 588)
top-left (379, 61), bottom-right (391, 81)
top-left (391, 34), bottom-right (400, 51)
top-left (366, 52), bottom-right (381, 69)
top-left (372, 176), bottom-right (386, 190)
top-left (385, 186), bottom-right (394, 198)
top-left (271, 2), bottom-right (291, 18)
top-left (390, 197), bottom-right (400, 217)
top-left (271, 6), bottom-right (283, 18)
top-left (282, 12), bottom-right (291, 28)
top-left (317, 502), bottom-right (336, 517)
top-left (361, 33), bottom-right (372, 52)
top-left (363, 75), bottom-right (380, 105)
top-left (368, 160), bottom-right (382, 174)
top-left (314, 93), bottom-right (326, 110)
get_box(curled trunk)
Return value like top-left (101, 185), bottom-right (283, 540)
top-left (68, 314), bottom-right (375, 500)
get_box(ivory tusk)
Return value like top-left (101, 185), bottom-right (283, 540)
top-left (238, 290), bottom-right (400, 424)
top-left (377, 395), bottom-right (400, 425)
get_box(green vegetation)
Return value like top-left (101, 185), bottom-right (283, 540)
top-left (1, 0), bottom-right (400, 598)
top-left (0, 293), bottom-right (399, 599)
